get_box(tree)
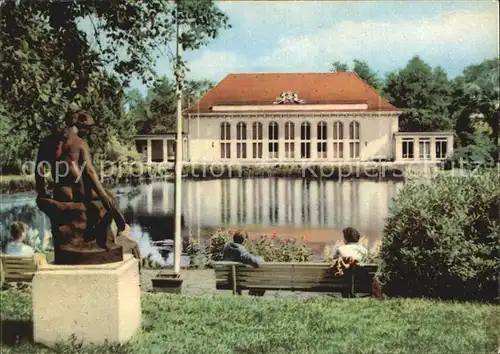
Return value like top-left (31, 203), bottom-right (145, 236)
top-left (330, 59), bottom-right (382, 91)
top-left (0, 0), bottom-right (230, 171)
top-left (127, 77), bottom-right (215, 134)
top-left (383, 56), bottom-right (453, 132)
top-left (352, 59), bottom-right (382, 91)
top-left (183, 80), bottom-right (215, 109)
top-left (450, 58), bottom-right (499, 163)
top-left (330, 61), bottom-right (349, 72)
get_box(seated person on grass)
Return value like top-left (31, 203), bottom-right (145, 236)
top-left (222, 230), bottom-right (265, 296)
top-left (4, 222), bottom-right (35, 257)
top-left (333, 227), bottom-right (368, 263)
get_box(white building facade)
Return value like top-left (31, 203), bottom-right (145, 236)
top-left (138, 72), bottom-right (454, 164)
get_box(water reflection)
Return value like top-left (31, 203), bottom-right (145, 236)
top-left (0, 178), bottom-right (403, 261)
top-left (182, 178), bottom-right (402, 242)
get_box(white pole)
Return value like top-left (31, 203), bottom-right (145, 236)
top-left (173, 4), bottom-right (183, 275)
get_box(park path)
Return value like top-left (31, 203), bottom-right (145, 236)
top-left (140, 268), bottom-right (332, 299)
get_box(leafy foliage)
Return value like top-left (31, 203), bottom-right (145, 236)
top-left (383, 56), bottom-right (453, 132)
top-left (330, 60), bottom-right (349, 72)
top-left (450, 57), bottom-right (499, 163)
top-left (126, 77), bottom-right (215, 134)
top-left (330, 59), bottom-right (382, 91)
top-left (445, 130), bottom-right (495, 170)
top-left (202, 230), bottom-right (312, 264)
top-left (379, 169), bottom-right (500, 301)
top-left (0, 0), bottom-right (229, 171)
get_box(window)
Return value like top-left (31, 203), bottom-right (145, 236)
top-left (435, 138), bottom-right (448, 159)
top-left (419, 139), bottom-right (431, 160)
top-left (300, 122), bottom-right (311, 159)
top-left (349, 121), bottom-right (360, 159)
top-left (402, 139), bottom-right (414, 159)
top-left (268, 121), bottom-right (279, 159)
top-left (252, 122), bottom-right (263, 159)
top-left (220, 122), bottom-right (231, 159)
top-left (317, 121), bottom-right (327, 159)
top-left (236, 122), bottom-right (247, 159)
top-left (284, 121), bottom-right (295, 159)
top-left (333, 121), bottom-right (343, 159)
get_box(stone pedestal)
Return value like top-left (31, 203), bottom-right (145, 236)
top-left (32, 254), bottom-right (141, 347)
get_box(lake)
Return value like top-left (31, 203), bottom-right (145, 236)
top-left (0, 178), bottom-right (403, 265)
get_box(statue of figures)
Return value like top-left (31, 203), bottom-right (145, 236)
top-left (273, 91), bottom-right (306, 104)
top-left (35, 111), bottom-right (138, 265)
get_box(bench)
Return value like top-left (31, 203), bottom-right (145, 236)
top-left (213, 261), bottom-right (378, 298)
top-left (0, 253), bottom-right (47, 284)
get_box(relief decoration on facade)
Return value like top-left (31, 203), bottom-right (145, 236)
top-left (273, 91), bottom-right (306, 104)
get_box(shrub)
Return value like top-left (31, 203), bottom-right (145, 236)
top-left (141, 255), bottom-right (163, 269)
top-left (444, 132), bottom-right (495, 170)
top-left (203, 230), bottom-right (312, 264)
top-left (185, 235), bottom-right (206, 268)
top-left (379, 168), bottom-right (500, 301)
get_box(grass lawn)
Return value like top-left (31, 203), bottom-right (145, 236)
top-left (0, 290), bottom-right (498, 354)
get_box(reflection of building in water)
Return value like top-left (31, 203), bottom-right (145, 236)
top-left (115, 179), bottom-right (403, 242)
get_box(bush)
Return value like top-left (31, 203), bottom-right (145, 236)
top-left (444, 132), bottom-right (495, 170)
top-left (197, 229), bottom-right (312, 265)
top-left (141, 255), bottom-right (163, 269)
top-left (379, 168), bottom-right (500, 301)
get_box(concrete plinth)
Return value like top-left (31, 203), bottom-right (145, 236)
top-left (32, 254), bottom-right (141, 347)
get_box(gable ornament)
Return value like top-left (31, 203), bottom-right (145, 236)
top-left (273, 91), bottom-right (306, 104)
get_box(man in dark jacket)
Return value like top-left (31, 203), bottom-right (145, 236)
top-left (222, 230), bottom-right (265, 295)
top-left (222, 231), bottom-right (263, 267)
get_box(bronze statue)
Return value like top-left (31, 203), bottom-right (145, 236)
top-left (35, 111), bottom-right (140, 265)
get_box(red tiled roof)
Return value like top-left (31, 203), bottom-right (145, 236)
top-left (185, 72), bottom-right (398, 114)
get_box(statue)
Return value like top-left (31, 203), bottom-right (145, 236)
top-left (273, 91), bottom-right (306, 104)
top-left (35, 111), bottom-right (140, 265)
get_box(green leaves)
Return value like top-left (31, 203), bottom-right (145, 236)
top-left (383, 55), bottom-right (453, 132)
top-left (0, 0), bottom-right (229, 172)
top-left (380, 169), bottom-right (500, 301)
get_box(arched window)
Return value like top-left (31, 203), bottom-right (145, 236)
top-left (252, 122), bottom-right (263, 159)
top-left (333, 121), bottom-right (343, 159)
top-left (220, 122), bottom-right (231, 159)
top-left (300, 122), bottom-right (311, 159)
top-left (349, 121), bottom-right (360, 159)
top-left (284, 122), bottom-right (295, 159)
top-left (236, 122), bottom-right (247, 159)
top-left (268, 121), bottom-right (279, 159)
top-left (317, 121), bottom-right (327, 159)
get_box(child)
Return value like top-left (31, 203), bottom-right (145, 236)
top-left (4, 221), bottom-right (35, 257)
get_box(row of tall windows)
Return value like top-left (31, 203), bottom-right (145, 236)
top-left (401, 137), bottom-right (448, 159)
top-left (220, 121), bottom-right (360, 159)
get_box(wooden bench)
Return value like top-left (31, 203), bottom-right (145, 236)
top-left (213, 261), bottom-right (378, 298)
top-left (0, 253), bottom-right (47, 284)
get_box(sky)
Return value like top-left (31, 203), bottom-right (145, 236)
top-left (130, 0), bottom-right (499, 94)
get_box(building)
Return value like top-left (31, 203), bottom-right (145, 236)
top-left (134, 133), bottom-right (188, 164)
top-left (137, 72), bottom-right (454, 164)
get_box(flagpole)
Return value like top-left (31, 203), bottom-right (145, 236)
top-left (173, 2), bottom-right (183, 275)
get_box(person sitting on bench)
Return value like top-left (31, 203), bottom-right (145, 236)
top-left (333, 227), bottom-right (368, 262)
top-left (222, 230), bottom-right (265, 296)
top-left (222, 230), bottom-right (263, 268)
top-left (4, 222), bottom-right (35, 257)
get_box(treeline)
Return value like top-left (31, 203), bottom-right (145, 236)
top-left (333, 56), bottom-right (499, 167)
top-left (0, 0), bottom-right (497, 174)
top-left (0, 0), bottom-right (229, 174)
